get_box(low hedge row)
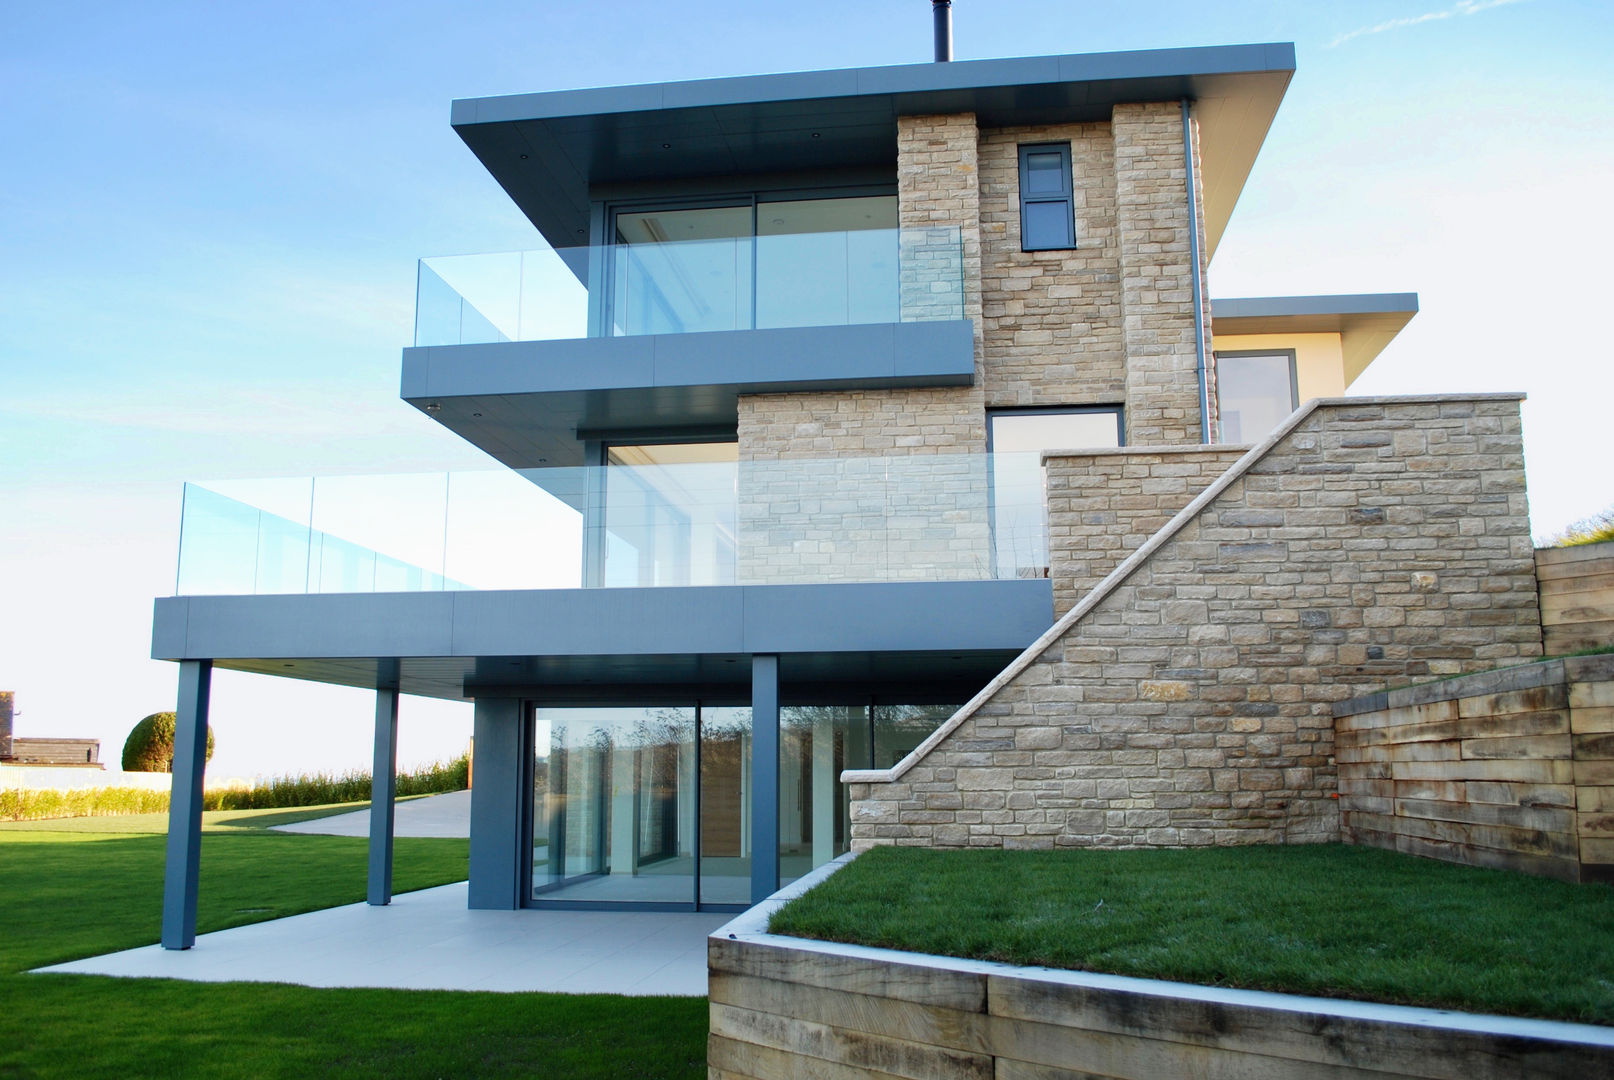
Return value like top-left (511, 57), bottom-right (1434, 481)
top-left (2, 754), bottom-right (470, 821)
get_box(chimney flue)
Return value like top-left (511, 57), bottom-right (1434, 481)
top-left (932, 0), bottom-right (953, 62)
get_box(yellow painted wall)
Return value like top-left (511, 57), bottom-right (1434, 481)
top-left (1211, 332), bottom-right (1348, 401)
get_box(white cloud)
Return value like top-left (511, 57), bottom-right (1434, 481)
top-left (1330, 0), bottom-right (1530, 48)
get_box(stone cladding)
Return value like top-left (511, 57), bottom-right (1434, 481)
top-left (847, 396), bottom-right (1542, 850)
top-left (977, 122), bottom-right (1125, 410)
top-left (1045, 445), bottom-right (1249, 615)
top-left (1113, 102), bottom-right (1211, 445)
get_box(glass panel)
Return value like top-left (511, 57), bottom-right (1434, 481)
top-left (756, 197), bottom-right (898, 329)
top-left (873, 704), bottom-right (959, 770)
top-left (1023, 151), bottom-right (1066, 195)
top-left (989, 411), bottom-right (1121, 578)
top-left (603, 443), bottom-right (738, 588)
top-left (1022, 199), bottom-right (1071, 248)
top-left (1217, 353), bottom-right (1296, 444)
top-left (779, 706), bottom-right (865, 886)
top-left (534, 706), bottom-right (696, 903)
top-left (612, 206), bottom-right (754, 336)
top-left (699, 706), bottom-right (752, 905)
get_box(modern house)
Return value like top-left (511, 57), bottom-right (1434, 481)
top-left (151, 39), bottom-right (1448, 948)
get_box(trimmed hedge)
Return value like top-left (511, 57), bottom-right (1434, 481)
top-left (122, 712), bottom-right (215, 772)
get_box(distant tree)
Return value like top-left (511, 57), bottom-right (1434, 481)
top-left (1547, 505), bottom-right (1614, 548)
top-left (122, 711), bottom-right (215, 772)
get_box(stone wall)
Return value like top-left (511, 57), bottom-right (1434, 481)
top-left (846, 395), bottom-right (1542, 851)
top-left (1336, 654), bottom-right (1614, 883)
top-left (1114, 102), bottom-right (1210, 446)
top-left (1536, 541), bottom-right (1614, 655)
top-left (977, 122), bottom-right (1125, 410)
top-left (710, 858), bottom-right (1614, 1080)
top-left (1046, 445), bottom-right (1248, 614)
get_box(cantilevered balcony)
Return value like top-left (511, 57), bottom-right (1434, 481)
top-left (155, 453), bottom-right (1054, 700)
top-left (401, 226), bottom-right (974, 467)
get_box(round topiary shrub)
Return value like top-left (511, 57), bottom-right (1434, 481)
top-left (122, 712), bottom-right (215, 772)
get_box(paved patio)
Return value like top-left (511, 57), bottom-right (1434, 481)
top-left (271, 789), bottom-right (471, 838)
top-left (35, 883), bottom-right (725, 995)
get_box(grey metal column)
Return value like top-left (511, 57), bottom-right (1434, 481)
top-left (161, 659), bottom-right (212, 950)
top-left (367, 685), bottom-right (399, 906)
top-left (468, 698), bottom-right (524, 909)
top-left (750, 654), bottom-right (780, 904)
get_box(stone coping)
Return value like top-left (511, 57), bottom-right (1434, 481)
top-left (716, 851), bottom-right (1614, 1054)
top-left (1333, 652), bottom-right (1614, 718)
top-left (843, 392), bottom-right (1528, 786)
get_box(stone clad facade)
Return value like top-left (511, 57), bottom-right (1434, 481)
top-left (846, 396), bottom-right (1543, 850)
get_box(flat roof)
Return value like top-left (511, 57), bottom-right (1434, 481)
top-left (1211, 293), bottom-right (1419, 386)
top-left (451, 43), bottom-right (1295, 260)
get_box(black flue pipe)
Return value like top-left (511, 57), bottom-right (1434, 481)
top-left (933, 0), bottom-right (953, 62)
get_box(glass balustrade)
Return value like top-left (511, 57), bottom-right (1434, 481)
top-left (173, 452), bottom-right (1049, 596)
top-left (413, 226), bottom-right (965, 347)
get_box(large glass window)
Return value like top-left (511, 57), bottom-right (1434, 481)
top-left (1216, 351), bottom-right (1298, 444)
top-left (600, 441), bottom-right (738, 588)
top-left (533, 698), bottom-right (959, 906)
top-left (606, 194), bottom-right (898, 336)
top-left (988, 408), bottom-right (1123, 577)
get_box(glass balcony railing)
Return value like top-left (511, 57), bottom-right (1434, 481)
top-left (174, 452), bottom-right (1051, 597)
top-left (413, 227), bottom-right (966, 347)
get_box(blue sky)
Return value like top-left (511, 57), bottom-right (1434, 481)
top-left (3, 0), bottom-right (1610, 779)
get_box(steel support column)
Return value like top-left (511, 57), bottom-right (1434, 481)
top-left (468, 698), bottom-right (525, 909)
top-left (161, 659), bottom-right (212, 950)
top-left (367, 684), bottom-right (399, 906)
top-left (750, 654), bottom-right (780, 904)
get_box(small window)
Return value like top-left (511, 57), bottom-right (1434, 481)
top-left (1017, 143), bottom-right (1076, 251)
top-left (1216, 351), bottom-right (1299, 443)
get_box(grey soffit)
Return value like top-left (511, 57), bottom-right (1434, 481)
top-left (150, 580), bottom-right (1055, 701)
top-left (1209, 293), bottom-right (1420, 386)
top-left (401, 319), bottom-right (974, 469)
top-left (450, 43), bottom-right (1294, 259)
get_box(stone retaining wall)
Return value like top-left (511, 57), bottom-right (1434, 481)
top-left (1045, 445), bottom-right (1247, 614)
top-left (1536, 541), bottom-right (1614, 655)
top-left (846, 395), bottom-right (1542, 851)
top-left (709, 857), bottom-right (1614, 1080)
top-left (1336, 653), bottom-right (1614, 883)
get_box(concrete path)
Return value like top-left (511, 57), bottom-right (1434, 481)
top-left (271, 789), bottom-right (471, 838)
top-left (35, 883), bottom-right (725, 994)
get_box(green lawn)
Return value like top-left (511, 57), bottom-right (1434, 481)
top-left (769, 844), bottom-right (1614, 1024)
top-left (0, 808), bottom-right (707, 1079)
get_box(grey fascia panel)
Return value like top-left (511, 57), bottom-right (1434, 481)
top-left (449, 586), bottom-right (748, 657)
top-left (176, 592), bottom-right (457, 659)
top-left (741, 580), bottom-right (1052, 654)
top-left (1212, 293), bottom-right (1419, 320)
top-left (402, 320), bottom-right (974, 406)
top-left (151, 597), bottom-right (190, 660)
top-left (452, 44), bottom-right (1292, 125)
top-left (154, 580), bottom-right (1051, 664)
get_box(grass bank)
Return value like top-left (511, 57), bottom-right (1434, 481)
top-left (0, 809), bottom-right (706, 1078)
top-left (769, 844), bottom-right (1614, 1024)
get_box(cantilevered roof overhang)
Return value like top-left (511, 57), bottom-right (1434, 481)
top-left (451, 42), bottom-right (1295, 261)
top-left (1211, 293), bottom-right (1419, 387)
top-left (151, 580), bottom-right (1053, 704)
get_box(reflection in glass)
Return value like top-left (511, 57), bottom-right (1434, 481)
top-left (988, 410), bottom-right (1122, 577)
top-left (612, 206), bottom-right (754, 336)
top-left (602, 442), bottom-right (738, 588)
top-left (1217, 352), bottom-right (1297, 444)
top-left (699, 707), bottom-right (752, 905)
top-left (778, 706), bottom-right (867, 886)
top-left (873, 704), bottom-right (958, 770)
top-left (533, 706), bottom-right (696, 903)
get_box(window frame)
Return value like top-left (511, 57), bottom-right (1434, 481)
top-left (1016, 142), bottom-right (1077, 252)
top-left (1213, 349), bottom-right (1300, 444)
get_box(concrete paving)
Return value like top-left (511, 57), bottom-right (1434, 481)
top-left (35, 883), bottom-right (725, 995)
top-left (271, 789), bottom-right (471, 838)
